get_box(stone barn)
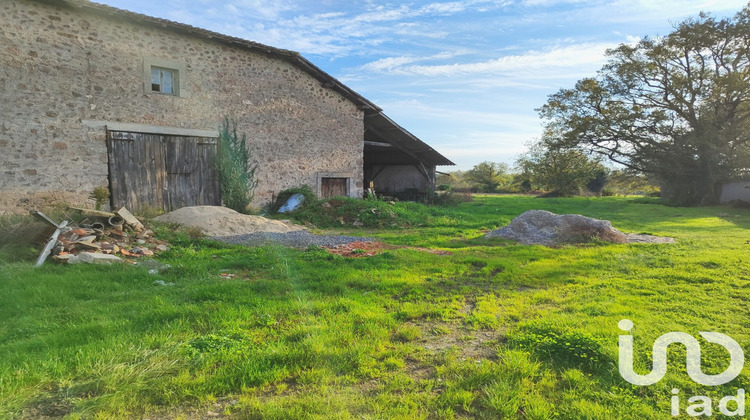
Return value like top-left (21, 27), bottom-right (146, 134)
top-left (0, 0), bottom-right (453, 213)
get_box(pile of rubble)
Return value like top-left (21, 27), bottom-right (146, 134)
top-left (33, 207), bottom-right (169, 265)
top-left (485, 210), bottom-right (675, 246)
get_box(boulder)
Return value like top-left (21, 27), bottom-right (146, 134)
top-left (68, 251), bottom-right (124, 265)
top-left (485, 210), bottom-right (628, 245)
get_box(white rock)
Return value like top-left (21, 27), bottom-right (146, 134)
top-left (68, 252), bottom-right (124, 265)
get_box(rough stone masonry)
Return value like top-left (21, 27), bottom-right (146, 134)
top-left (0, 0), bottom-right (365, 213)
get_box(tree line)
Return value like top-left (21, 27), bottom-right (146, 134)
top-left (437, 159), bottom-right (658, 197)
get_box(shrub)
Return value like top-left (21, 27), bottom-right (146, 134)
top-left (586, 169), bottom-right (609, 196)
top-left (89, 186), bottom-right (110, 210)
top-left (507, 321), bottom-right (610, 372)
top-left (422, 189), bottom-right (473, 206)
top-left (270, 185), bottom-right (317, 213)
top-left (279, 196), bottom-right (427, 228)
top-left (216, 118), bottom-right (257, 214)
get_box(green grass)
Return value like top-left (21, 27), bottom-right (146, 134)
top-left (1, 196), bottom-right (749, 419)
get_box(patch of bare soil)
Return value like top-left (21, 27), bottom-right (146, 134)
top-left (141, 398), bottom-right (240, 420)
top-left (323, 241), bottom-right (396, 257)
top-left (154, 206), bottom-right (304, 237)
top-left (418, 323), bottom-right (504, 361)
top-left (323, 241), bottom-right (452, 257)
top-left (415, 299), bottom-right (506, 361)
top-left (625, 233), bottom-right (676, 243)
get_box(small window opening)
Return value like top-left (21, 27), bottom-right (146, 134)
top-left (151, 67), bottom-right (176, 95)
top-left (321, 177), bottom-right (349, 199)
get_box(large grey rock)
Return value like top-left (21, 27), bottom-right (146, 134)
top-left (485, 210), bottom-right (628, 245)
top-left (68, 252), bottom-right (124, 265)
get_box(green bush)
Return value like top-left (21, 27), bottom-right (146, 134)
top-left (270, 185), bottom-right (317, 213)
top-left (424, 190), bottom-right (473, 206)
top-left (279, 196), bottom-right (428, 228)
top-left (216, 118), bottom-right (257, 213)
top-left (507, 321), bottom-right (610, 372)
top-left (89, 186), bottom-right (110, 210)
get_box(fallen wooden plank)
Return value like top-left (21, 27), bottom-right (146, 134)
top-left (33, 211), bottom-right (60, 227)
top-left (68, 207), bottom-right (116, 218)
top-left (114, 207), bottom-right (144, 231)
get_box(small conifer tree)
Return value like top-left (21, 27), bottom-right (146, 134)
top-left (216, 118), bottom-right (257, 213)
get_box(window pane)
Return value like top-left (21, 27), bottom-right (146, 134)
top-left (162, 70), bottom-right (173, 94)
top-left (151, 68), bottom-right (160, 91)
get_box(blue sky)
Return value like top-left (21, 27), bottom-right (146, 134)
top-left (96, 0), bottom-right (748, 170)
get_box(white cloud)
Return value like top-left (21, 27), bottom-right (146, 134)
top-left (382, 99), bottom-right (542, 130)
top-left (358, 50), bottom-right (472, 73)
top-left (96, 0), bottom-right (750, 171)
top-left (357, 42), bottom-right (614, 78)
top-left (221, 0), bottom-right (298, 20)
top-left (521, 0), bottom-right (587, 6)
top-left (198, 0), bottom-right (513, 57)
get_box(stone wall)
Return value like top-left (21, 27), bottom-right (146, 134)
top-left (720, 181), bottom-right (750, 203)
top-left (0, 0), bottom-right (364, 213)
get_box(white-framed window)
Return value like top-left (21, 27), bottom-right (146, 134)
top-left (142, 58), bottom-right (189, 98)
top-left (150, 67), bottom-right (177, 95)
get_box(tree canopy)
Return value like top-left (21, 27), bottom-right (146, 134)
top-left (464, 161), bottom-right (512, 192)
top-left (516, 141), bottom-right (607, 196)
top-left (538, 6), bottom-right (750, 205)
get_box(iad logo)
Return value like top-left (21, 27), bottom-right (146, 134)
top-left (618, 319), bottom-right (746, 417)
top-left (618, 319), bottom-right (744, 386)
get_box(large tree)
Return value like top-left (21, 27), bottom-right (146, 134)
top-left (538, 7), bottom-right (750, 205)
top-left (516, 141), bottom-right (606, 196)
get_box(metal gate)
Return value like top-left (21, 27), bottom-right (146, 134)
top-left (107, 131), bottom-right (221, 212)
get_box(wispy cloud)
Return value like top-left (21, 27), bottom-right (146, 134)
top-left (98, 0), bottom-right (749, 169)
top-left (358, 42), bottom-right (613, 77)
top-left (171, 0), bottom-right (511, 56)
top-left (358, 50), bottom-right (472, 73)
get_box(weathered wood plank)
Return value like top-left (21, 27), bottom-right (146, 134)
top-left (68, 207), bottom-right (116, 218)
top-left (321, 178), bottom-right (348, 198)
top-left (109, 132), bottom-right (220, 212)
top-left (114, 207), bottom-right (144, 231)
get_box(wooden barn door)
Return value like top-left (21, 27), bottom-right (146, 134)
top-left (164, 136), bottom-right (220, 211)
top-left (320, 177), bottom-right (348, 199)
top-left (108, 131), bottom-right (220, 212)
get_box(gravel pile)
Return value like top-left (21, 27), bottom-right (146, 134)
top-left (210, 231), bottom-right (375, 249)
top-left (154, 206), bottom-right (303, 237)
top-left (486, 210), bottom-right (674, 245)
top-left (154, 206), bottom-right (375, 248)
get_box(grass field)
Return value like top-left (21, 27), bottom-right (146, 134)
top-left (1, 195), bottom-right (749, 419)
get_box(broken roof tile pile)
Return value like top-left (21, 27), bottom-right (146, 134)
top-left (48, 207), bottom-right (169, 265)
